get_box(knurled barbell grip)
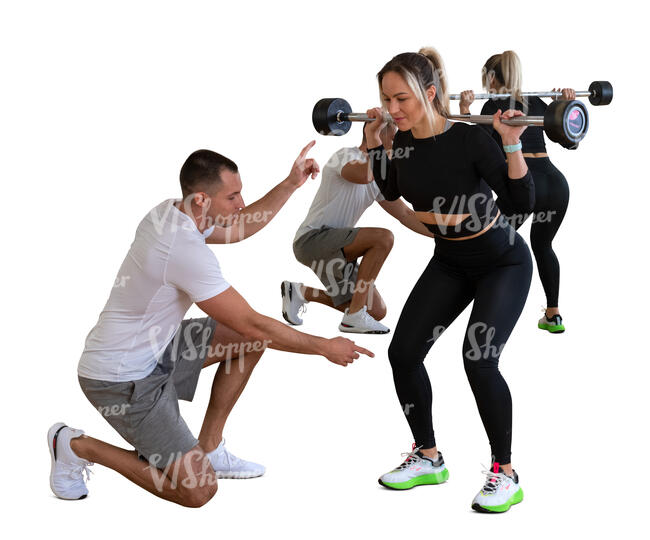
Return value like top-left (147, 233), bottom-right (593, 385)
top-left (338, 112), bottom-right (392, 123)
top-left (342, 111), bottom-right (545, 128)
top-left (448, 114), bottom-right (545, 127)
top-left (449, 90), bottom-right (593, 100)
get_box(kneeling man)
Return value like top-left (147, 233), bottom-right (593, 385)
top-left (48, 143), bottom-right (372, 507)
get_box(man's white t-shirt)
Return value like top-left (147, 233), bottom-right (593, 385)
top-left (78, 199), bottom-right (230, 382)
top-left (294, 147), bottom-right (385, 243)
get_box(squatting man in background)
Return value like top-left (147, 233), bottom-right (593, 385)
top-left (48, 142), bottom-right (373, 507)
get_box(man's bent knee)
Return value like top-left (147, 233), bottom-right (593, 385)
top-left (376, 229), bottom-right (394, 252)
top-left (177, 481), bottom-right (218, 508)
top-left (367, 290), bottom-right (387, 320)
top-left (368, 304), bottom-right (387, 321)
top-left (172, 446), bottom-right (219, 507)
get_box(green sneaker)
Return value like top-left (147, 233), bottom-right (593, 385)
top-left (538, 313), bottom-right (565, 333)
top-left (378, 445), bottom-right (449, 490)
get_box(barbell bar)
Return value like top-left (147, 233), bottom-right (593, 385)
top-left (449, 80), bottom-right (613, 106)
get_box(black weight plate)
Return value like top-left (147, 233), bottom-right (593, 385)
top-left (544, 100), bottom-right (589, 149)
top-left (313, 98), bottom-right (335, 135)
top-left (312, 97), bottom-right (353, 136)
top-left (327, 98), bottom-right (352, 136)
top-left (588, 81), bottom-right (613, 106)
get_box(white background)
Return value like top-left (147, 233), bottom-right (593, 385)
top-left (1, 0), bottom-right (647, 538)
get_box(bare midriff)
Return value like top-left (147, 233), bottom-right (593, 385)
top-left (416, 211), bottom-right (470, 227)
top-left (415, 210), bottom-right (501, 241)
top-left (522, 152), bottom-right (548, 158)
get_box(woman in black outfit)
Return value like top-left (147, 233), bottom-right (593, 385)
top-left (366, 48), bottom-right (532, 513)
top-left (460, 50), bottom-right (574, 333)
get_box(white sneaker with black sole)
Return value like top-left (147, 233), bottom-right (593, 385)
top-left (207, 439), bottom-right (265, 479)
top-left (48, 422), bottom-right (93, 500)
top-left (281, 281), bottom-right (307, 325)
top-left (339, 306), bottom-right (390, 334)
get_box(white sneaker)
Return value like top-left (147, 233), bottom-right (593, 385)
top-left (281, 281), bottom-right (307, 325)
top-left (47, 422), bottom-right (93, 500)
top-left (471, 463), bottom-right (524, 513)
top-left (207, 439), bottom-right (265, 479)
top-left (378, 446), bottom-right (449, 490)
top-left (339, 306), bottom-right (390, 334)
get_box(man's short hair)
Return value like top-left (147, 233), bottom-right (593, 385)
top-left (180, 150), bottom-right (238, 198)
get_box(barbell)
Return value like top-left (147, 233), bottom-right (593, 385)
top-left (312, 97), bottom-right (589, 149)
top-left (449, 80), bottom-right (613, 106)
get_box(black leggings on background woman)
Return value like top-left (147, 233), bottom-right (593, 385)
top-left (460, 50), bottom-right (574, 333)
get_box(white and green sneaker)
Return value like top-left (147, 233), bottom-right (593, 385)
top-left (471, 463), bottom-right (524, 513)
top-left (538, 312), bottom-right (565, 333)
top-left (378, 445), bottom-right (449, 490)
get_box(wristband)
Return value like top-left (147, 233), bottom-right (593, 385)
top-left (503, 141), bottom-right (522, 153)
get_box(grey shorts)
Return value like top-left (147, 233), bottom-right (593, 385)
top-left (79, 317), bottom-right (217, 468)
top-left (293, 226), bottom-right (360, 307)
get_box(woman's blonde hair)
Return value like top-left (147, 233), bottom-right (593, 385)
top-left (482, 50), bottom-right (522, 100)
top-left (376, 47), bottom-right (450, 130)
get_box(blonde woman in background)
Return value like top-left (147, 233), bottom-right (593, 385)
top-left (460, 51), bottom-right (575, 333)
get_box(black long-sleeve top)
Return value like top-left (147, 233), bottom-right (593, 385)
top-left (480, 96), bottom-right (548, 154)
top-left (368, 122), bottom-right (535, 238)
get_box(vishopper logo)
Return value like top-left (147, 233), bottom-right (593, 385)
top-left (309, 258), bottom-right (378, 309)
top-left (424, 322), bottom-right (508, 362)
top-left (112, 275), bottom-right (131, 288)
top-left (402, 403), bottom-right (415, 416)
top-left (504, 210), bottom-right (557, 229)
top-left (426, 193), bottom-right (560, 245)
top-left (428, 193), bottom-right (499, 236)
top-left (149, 199), bottom-right (194, 236)
top-left (325, 145), bottom-right (411, 168)
top-left (148, 323), bottom-right (196, 363)
top-left (220, 209), bottom-right (274, 244)
top-left (148, 322), bottom-right (271, 374)
top-left (148, 196), bottom-right (274, 241)
top-left (147, 450), bottom-right (217, 493)
top-left (367, 145), bottom-right (415, 181)
top-left (96, 403), bottom-right (131, 417)
top-left (464, 322), bottom-right (507, 362)
top-left (425, 325), bottom-right (448, 344)
top-left (477, 73), bottom-right (531, 112)
top-left (326, 148), bottom-right (369, 169)
top-left (213, 339), bottom-right (272, 375)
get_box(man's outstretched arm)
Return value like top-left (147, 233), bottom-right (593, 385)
top-left (196, 287), bottom-right (373, 366)
top-left (207, 141), bottom-right (320, 244)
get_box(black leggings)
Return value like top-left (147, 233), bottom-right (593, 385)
top-left (388, 220), bottom-right (532, 464)
top-left (502, 158), bottom-right (569, 307)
